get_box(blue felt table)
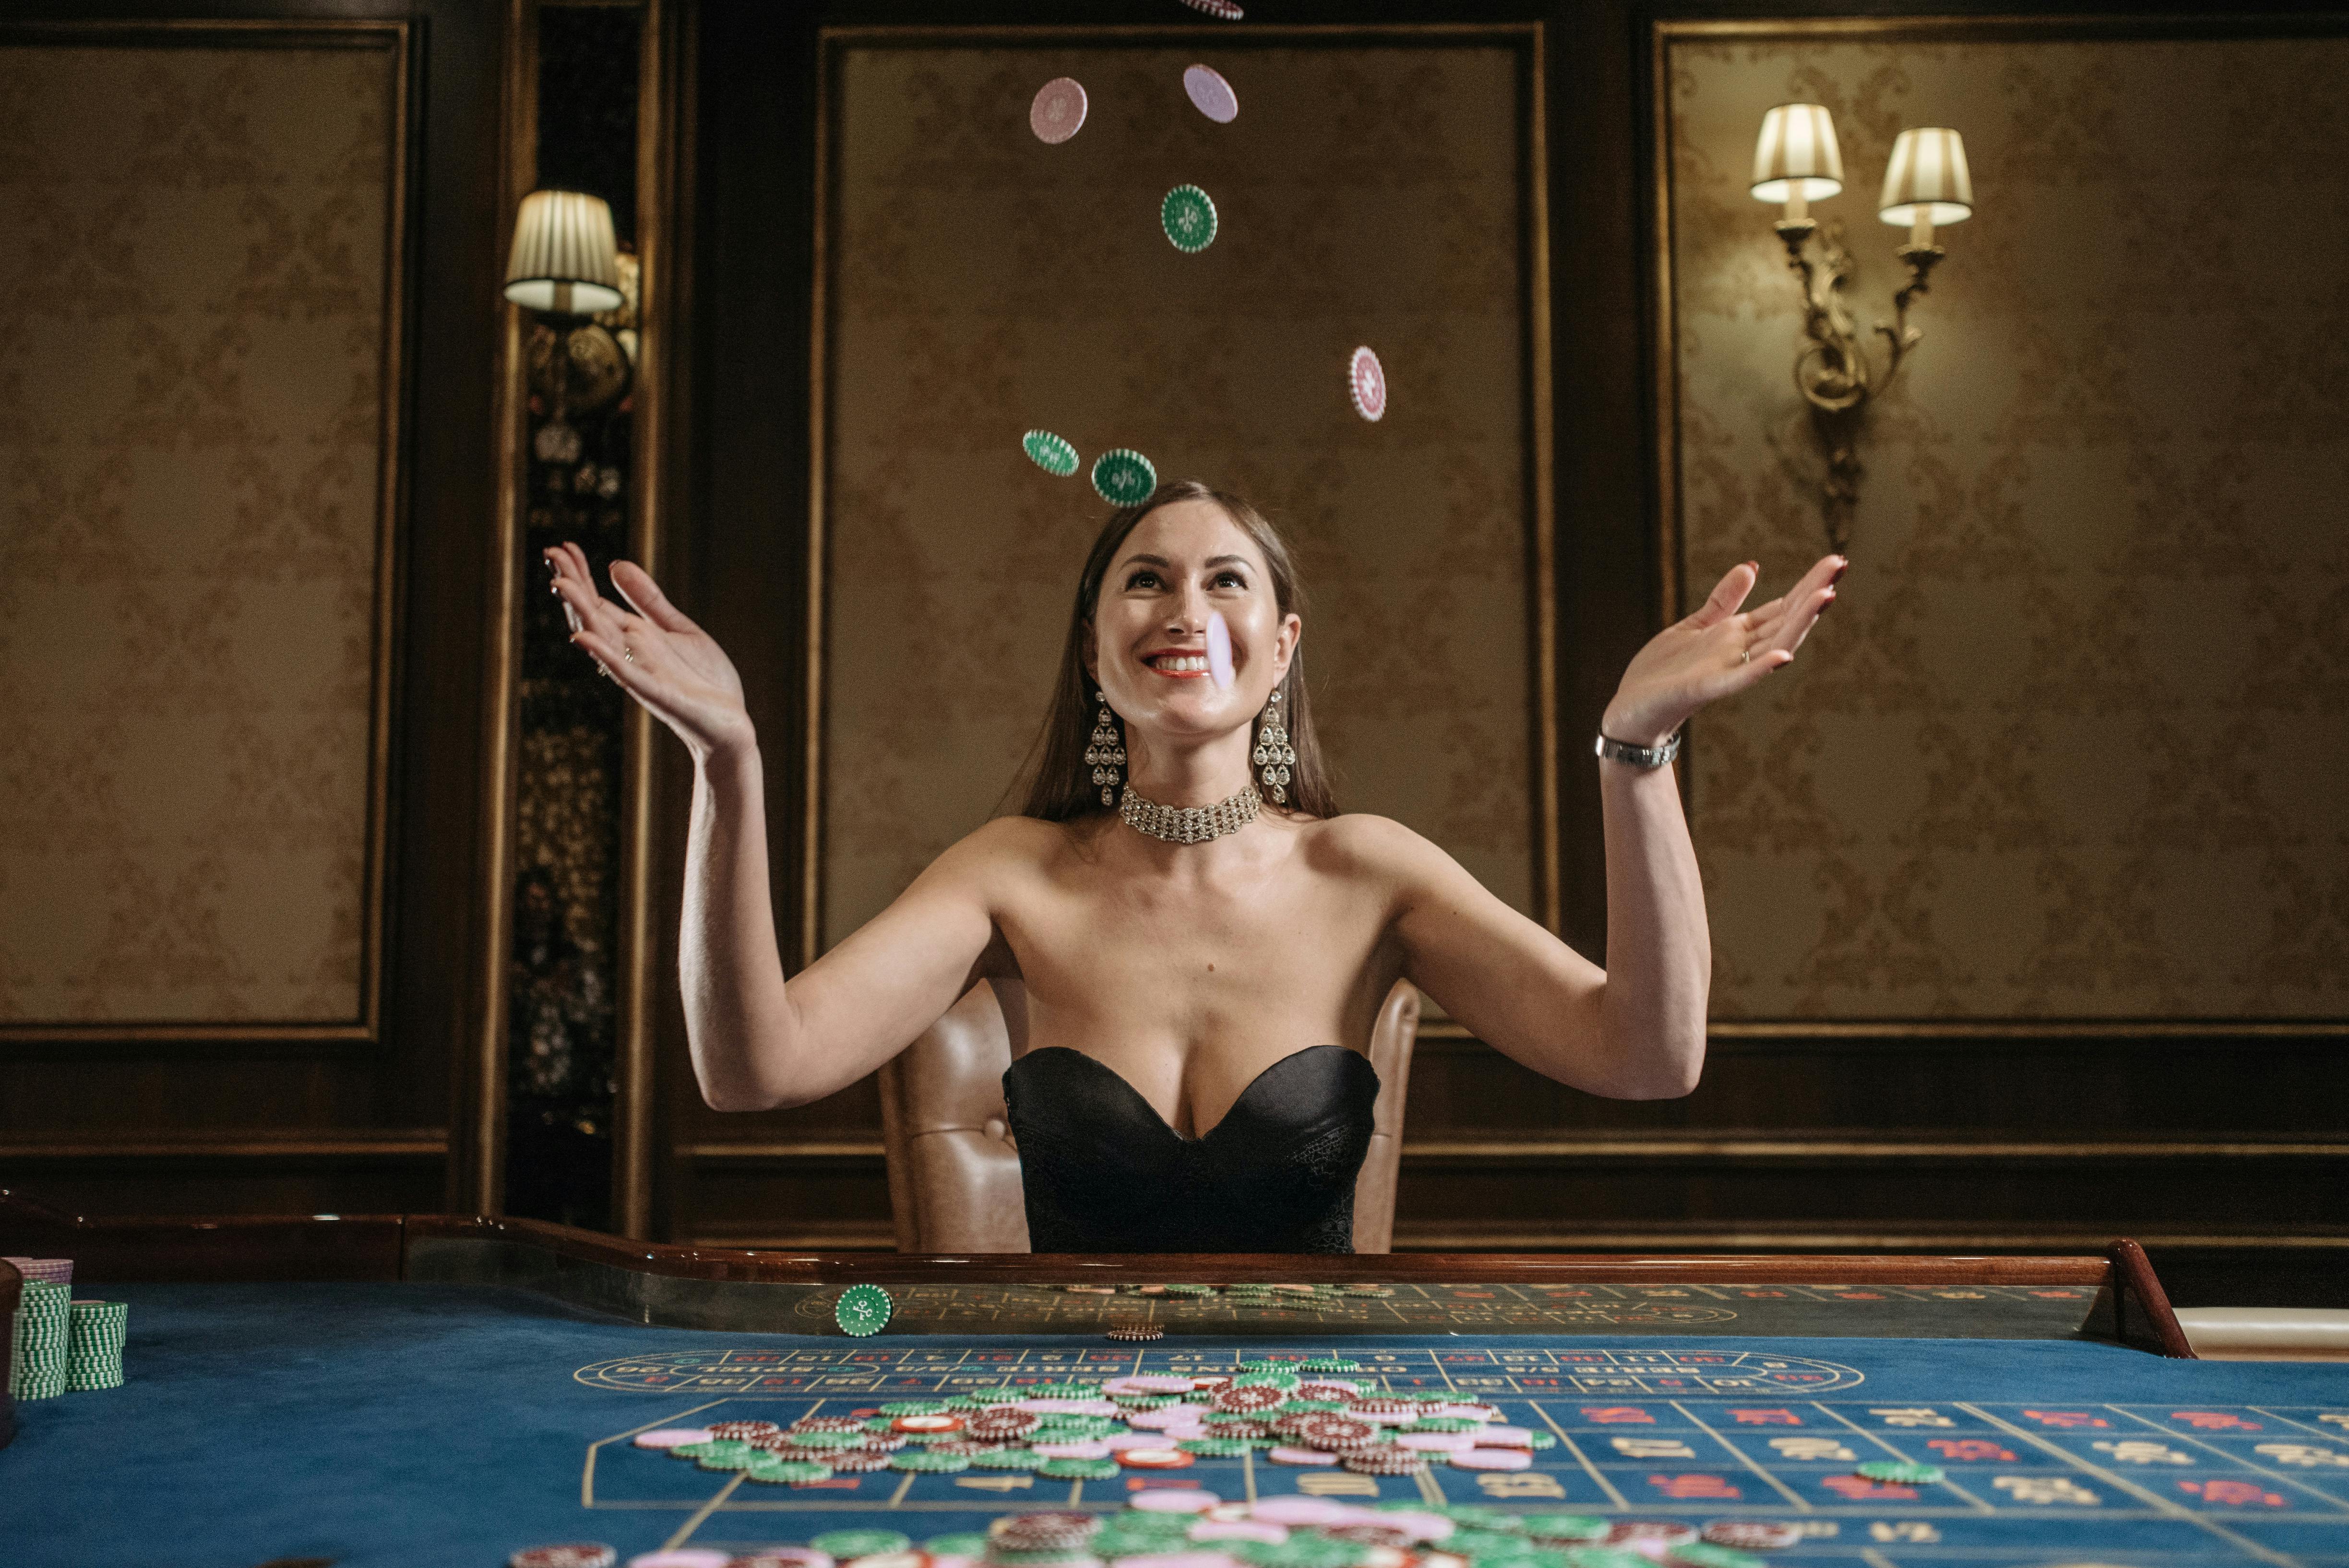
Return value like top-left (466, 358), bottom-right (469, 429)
top-left (4, 1283), bottom-right (2348, 1568)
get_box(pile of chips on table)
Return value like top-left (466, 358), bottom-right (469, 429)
top-left (5, 1257), bottom-right (126, 1400)
top-left (579, 1361), bottom-right (1803, 1568)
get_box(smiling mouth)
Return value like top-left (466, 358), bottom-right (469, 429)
top-left (1146, 653), bottom-right (1211, 676)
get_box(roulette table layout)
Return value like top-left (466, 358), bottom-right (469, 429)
top-left (4, 1195), bottom-right (2347, 1568)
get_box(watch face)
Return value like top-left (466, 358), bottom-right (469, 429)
top-left (835, 1284), bottom-right (894, 1337)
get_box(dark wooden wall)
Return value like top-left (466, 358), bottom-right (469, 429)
top-left (0, 0), bottom-right (508, 1220)
top-left (656, 0), bottom-right (2349, 1306)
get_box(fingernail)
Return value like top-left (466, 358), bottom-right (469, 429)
top-left (1818, 593), bottom-right (1835, 612)
top-left (1829, 562), bottom-right (1848, 585)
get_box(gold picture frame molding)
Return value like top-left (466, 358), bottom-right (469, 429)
top-left (0, 18), bottom-right (414, 1046)
top-left (804, 22), bottom-right (1561, 970)
top-left (1647, 12), bottom-right (2349, 1041)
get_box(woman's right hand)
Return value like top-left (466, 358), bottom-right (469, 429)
top-left (547, 543), bottom-right (753, 762)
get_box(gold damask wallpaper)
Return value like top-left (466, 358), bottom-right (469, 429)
top-left (1664, 31), bottom-right (2349, 1021)
top-left (821, 39), bottom-right (1540, 947)
top-left (0, 40), bottom-right (398, 1025)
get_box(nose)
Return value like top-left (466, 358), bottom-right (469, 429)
top-left (1167, 580), bottom-right (1209, 636)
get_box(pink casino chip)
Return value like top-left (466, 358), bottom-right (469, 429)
top-left (1447, 1448), bottom-right (1532, 1471)
top-left (1267, 1445), bottom-right (1339, 1466)
top-left (1131, 1489), bottom-right (1222, 1514)
top-left (1395, 1431), bottom-right (1475, 1451)
top-left (1348, 346), bottom-right (1387, 422)
top-left (629, 1428), bottom-right (713, 1449)
top-left (1471, 1425), bottom-right (1533, 1447)
top-left (1206, 611), bottom-right (1234, 689)
top-left (1189, 1522), bottom-right (1287, 1545)
top-left (1030, 77), bottom-right (1088, 144)
top-left (1183, 65), bottom-right (1239, 123)
top-left (1243, 1498), bottom-right (1349, 1526)
top-left (1033, 1440), bottom-right (1112, 1459)
top-left (626, 1554), bottom-right (733, 1568)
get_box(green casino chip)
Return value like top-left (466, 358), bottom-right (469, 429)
top-left (746, 1460), bottom-right (834, 1484)
top-left (697, 1450), bottom-right (764, 1471)
top-left (1300, 1357), bottom-right (1362, 1371)
top-left (1282, 1400), bottom-right (1344, 1414)
top-left (892, 1449), bottom-right (972, 1472)
top-left (1160, 184), bottom-right (1218, 252)
top-left (925, 1535), bottom-right (993, 1556)
top-left (1165, 1283), bottom-right (1215, 1295)
top-left (1856, 1459), bottom-right (1944, 1484)
top-left (1406, 1417), bottom-right (1477, 1432)
top-left (1662, 1548), bottom-right (1763, 1568)
top-left (1559, 1554), bottom-right (1653, 1568)
top-left (1444, 1510), bottom-right (1530, 1534)
top-left (835, 1283), bottom-right (894, 1337)
top-left (1175, 1437), bottom-right (1250, 1457)
top-left (1524, 1431), bottom-right (1557, 1449)
top-left (967, 1447), bottom-right (1043, 1469)
top-left (814, 1532), bottom-right (914, 1558)
top-left (881, 1400), bottom-right (950, 1415)
top-left (1090, 449), bottom-right (1157, 505)
top-left (1448, 1532), bottom-right (1537, 1560)
top-left (1475, 1555), bottom-right (1573, 1568)
top-left (1519, 1516), bottom-right (1607, 1544)
top-left (1023, 430), bottom-right (1081, 477)
top-left (1234, 1538), bottom-right (1368, 1568)
top-left (1036, 1457), bottom-right (1121, 1480)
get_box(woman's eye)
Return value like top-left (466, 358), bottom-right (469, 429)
top-left (1212, 571), bottom-right (1246, 589)
top-left (1125, 570), bottom-right (1161, 590)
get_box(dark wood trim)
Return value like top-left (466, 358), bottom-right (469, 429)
top-left (0, 1131), bottom-right (449, 1161)
top-left (2111, 1237), bottom-right (2195, 1358)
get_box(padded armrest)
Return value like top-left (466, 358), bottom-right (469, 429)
top-left (2174, 1307), bottom-right (2349, 1359)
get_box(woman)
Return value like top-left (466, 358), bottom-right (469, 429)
top-left (547, 480), bottom-right (1839, 1251)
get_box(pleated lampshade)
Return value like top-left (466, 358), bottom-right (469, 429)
top-left (1878, 128), bottom-right (1974, 226)
top-left (1751, 103), bottom-right (1844, 203)
top-left (502, 190), bottom-right (624, 314)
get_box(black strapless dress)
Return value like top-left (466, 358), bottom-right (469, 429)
top-left (1002, 1045), bottom-right (1380, 1253)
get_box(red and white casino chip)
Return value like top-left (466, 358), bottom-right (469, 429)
top-left (1348, 347), bottom-right (1387, 422)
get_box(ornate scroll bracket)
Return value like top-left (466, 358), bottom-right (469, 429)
top-left (1774, 217), bottom-right (1944, 553)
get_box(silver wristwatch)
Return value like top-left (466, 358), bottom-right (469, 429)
top-left (1594, 729), bottom-right (1681, 769)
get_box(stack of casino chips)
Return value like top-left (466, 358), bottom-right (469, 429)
top-left (9, 1280), bottom-right (72, 1400)
top-left (66, 1299), bottom-right (129, 1390)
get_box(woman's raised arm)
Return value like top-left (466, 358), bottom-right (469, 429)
top-left (549, 546), bottom-right (1000, 1111)
top-left (1386, 553), bottom-right (1841, 1099)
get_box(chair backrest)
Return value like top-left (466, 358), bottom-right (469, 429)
top-left (876, 979), bottom-right (1421, 1253)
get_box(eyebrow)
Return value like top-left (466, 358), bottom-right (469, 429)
top-left (1116, 553), bottom-right (1254, 573)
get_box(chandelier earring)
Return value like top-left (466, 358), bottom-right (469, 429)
top-left (1253, 685), bottom-right (1297, 806)
top-left (1085, 689), bottom-right (1127, 807)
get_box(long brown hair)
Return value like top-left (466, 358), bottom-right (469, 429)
top-left (1014, 480), bottom-right (1338, 823)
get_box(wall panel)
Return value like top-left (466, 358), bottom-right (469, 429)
top-left (0, 1), bottom-right (508, 1219)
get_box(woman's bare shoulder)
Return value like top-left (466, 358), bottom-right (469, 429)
top-left (1290, 811), bottom-right (1454, 882)
top-left (929, 812), bottom-right (1106, 879)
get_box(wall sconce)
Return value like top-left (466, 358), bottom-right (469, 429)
top-left (1753, 107), bottom-right (1973, 551)
top-left (503, 189), bottom-right (634, 466)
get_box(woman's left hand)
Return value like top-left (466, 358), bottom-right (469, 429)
top-left (1599, 554), bottom-right (1845, 747)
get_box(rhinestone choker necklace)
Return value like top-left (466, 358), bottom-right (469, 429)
top-left (1118, 782), bottom-right (1262, 844)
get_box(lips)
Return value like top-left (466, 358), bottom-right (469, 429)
top-left (1145, 653), bottom-right (1211, 676)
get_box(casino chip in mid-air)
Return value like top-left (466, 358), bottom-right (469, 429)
top-left (1029, 77), bottom-right (1087, 144)
top-left (1023, 429), bottom-right (1079, 476)
top-left (1161, 184), bottom-right (1218, 252)
top-left (1348, 347), bottom-right (1387, 422)
top-left (1183, 64), bottom-right (1239, 123)
top-left (834, 1283), bottom-right (893, 1337)
top-left (1177, 0), bottom-right (1244, 16)
top-left (1092, 449), bottom-right (1157, 506)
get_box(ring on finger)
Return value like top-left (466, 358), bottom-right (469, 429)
top-left (621, 645), bottom-right (635, 664)
top-left (1740, 645), bottom-right (1752, 665)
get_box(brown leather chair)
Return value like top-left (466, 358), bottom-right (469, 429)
top-left (877, 979), bottom-right (1421, 1253)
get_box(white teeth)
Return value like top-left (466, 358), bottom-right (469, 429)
top-left (1153, 655), bottom-right (1209, 672)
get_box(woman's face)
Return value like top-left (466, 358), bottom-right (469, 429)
top-left (1086, 498), bottom-right (1300, 741)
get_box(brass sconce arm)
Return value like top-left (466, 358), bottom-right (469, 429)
top-left (1774, 218), bottom-right (1948, 554)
